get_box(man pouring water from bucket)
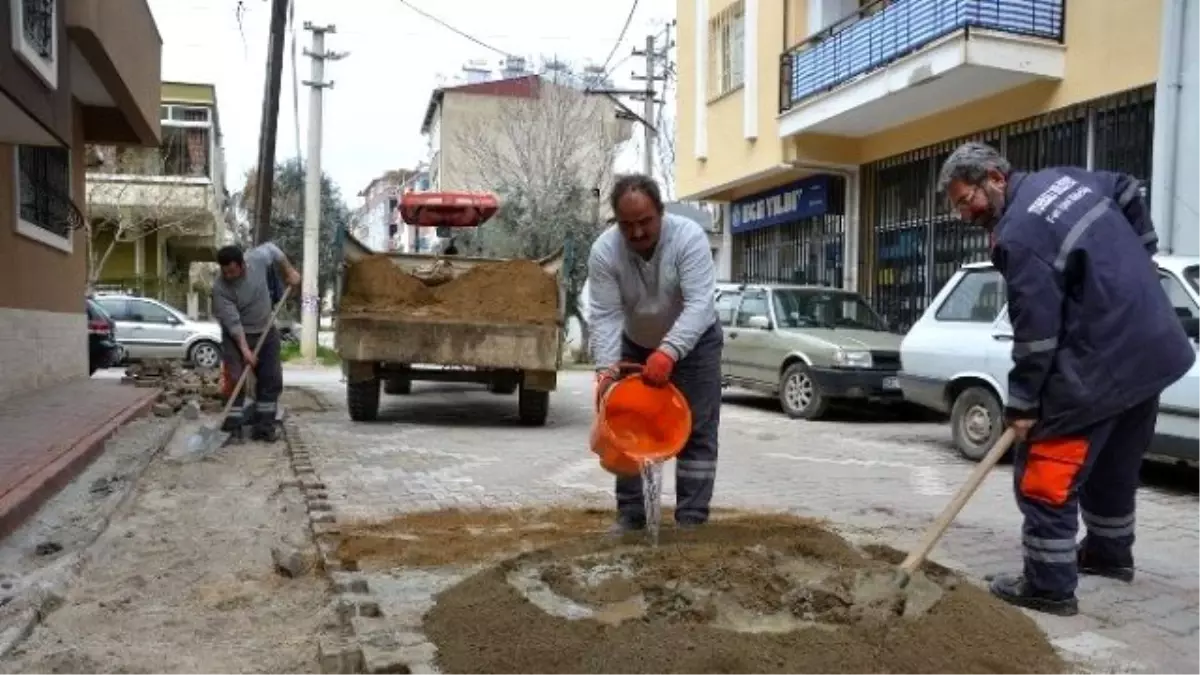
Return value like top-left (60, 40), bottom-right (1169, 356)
top-left (588, 174), bottom-right (723, 534)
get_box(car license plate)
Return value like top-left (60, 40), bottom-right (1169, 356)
top-left (882, 376), bottom-right (899, 390)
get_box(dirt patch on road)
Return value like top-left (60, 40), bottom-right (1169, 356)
top-left (337, 506), bottom-right (758, 568)
top-left (419, 511), bottom-right (1067, 674)
top-left (338, 507), bottom-right (615, 567)
top-left (338, 255), bottom-right (558, 325)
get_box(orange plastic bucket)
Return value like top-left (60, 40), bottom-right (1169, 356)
top-left (590, 373), bottom-right (692, 477)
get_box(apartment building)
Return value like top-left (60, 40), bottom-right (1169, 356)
top-left (86, 81), bottom-right (228, 317)
top-left (0, 0), bottom-right (161, 400)
top-left (420, 64), bottom-right (632, 203)
top-left (677, 0), bottom-right (1182, 330)
top-left (354, 168), bottom-right (433, 253)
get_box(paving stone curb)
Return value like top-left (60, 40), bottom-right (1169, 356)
top-left (283, 416), bottom-right (441, 675)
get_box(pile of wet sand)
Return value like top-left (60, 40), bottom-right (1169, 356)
top-left (339, 255), bottom-right (558, 325)
top-left (388, 510), bottom-right (1070, 674)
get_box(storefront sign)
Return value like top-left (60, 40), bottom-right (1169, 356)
top-left (730, 175), bottom-right (831, 234)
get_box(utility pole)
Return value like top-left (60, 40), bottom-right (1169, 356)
top-left (251, 0), bottom-right (290, 245)
top-left (299, 23), bottom-right (346, 363)
top-left (639, 34), bottom-right (656, 175)
top-left (586, 27), bottom-right (671, 179)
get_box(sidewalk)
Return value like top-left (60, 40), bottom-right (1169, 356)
top-left (0, 379), bottom-right (159, 539)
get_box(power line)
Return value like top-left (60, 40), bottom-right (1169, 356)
top-left (600, 0), bottom-right (639, 74)
top-left (396, 0), bottom-right (513, 57)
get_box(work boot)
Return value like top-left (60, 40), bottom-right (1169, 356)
top-left (675, 518), bottom-right (706, 532)
top-left (1077, 547), bottom-right (1135, 583)
top-left (250, 424), bottom-right (279, 443)
top-left (607, 515), bottom-right (646, 537)
top-left (988, 573), bottom-right (1079, 617)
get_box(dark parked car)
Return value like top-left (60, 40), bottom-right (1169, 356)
top-left (86, 297), bottom-right (121, 375)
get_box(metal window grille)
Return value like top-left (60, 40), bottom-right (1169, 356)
top-left (861, 85), bottom-right (1156, 331)
top-left (21, 0), bottom-right (54, 59)
top-left (18, 145), bottom-right (74, 239)
top-left (709, 2), bottom-right (745, 98)
top-left (1092, 86), bottom-right (1156, 200)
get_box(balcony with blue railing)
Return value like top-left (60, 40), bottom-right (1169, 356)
top-left (779, 0), bottom-right (1066, 135)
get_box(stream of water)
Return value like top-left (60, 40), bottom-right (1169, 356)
top-left (640, 460), bottom-right (665, 546)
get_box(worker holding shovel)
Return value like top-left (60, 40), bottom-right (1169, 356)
top-left (587, 174), bottom-right (722, 534)
top-left (212, 243), bottom-right (302, 442)
top-left (939, 142), bottom-right (1195, 616)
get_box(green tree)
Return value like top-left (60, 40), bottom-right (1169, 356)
top-left (234, 158), bottom-right (350, 319)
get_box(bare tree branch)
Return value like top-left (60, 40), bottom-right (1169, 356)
top-left (448, 67), bottom-right (628, 257)
top-left (84, 145), bottom-right (223, 285)
top-left (655, 74), bottom-right (677, 201)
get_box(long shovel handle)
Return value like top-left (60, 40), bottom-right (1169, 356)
top-left (898, 427), bottom-right (1018, 576)
top-left (219, 286), bottom-right (293, 419)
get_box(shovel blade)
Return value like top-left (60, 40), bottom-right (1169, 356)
top-left (186, 425), bottom-right (228, 457)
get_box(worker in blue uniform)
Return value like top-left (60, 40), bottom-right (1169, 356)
top-left (938, 142), bottom-right (1196, 616)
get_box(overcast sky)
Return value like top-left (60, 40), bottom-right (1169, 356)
top-left (148, 0), bottom-right (675, 203)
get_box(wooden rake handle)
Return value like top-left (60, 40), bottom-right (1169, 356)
top-left (898, 427), bottom-right (1018, 576)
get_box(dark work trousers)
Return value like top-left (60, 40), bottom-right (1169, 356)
top-left (615, 322), bottom-right (723, 525)
top-left (220, 328), bottom-right (284, 434)
top-left (1015, 395), bottom-right (1159, 597)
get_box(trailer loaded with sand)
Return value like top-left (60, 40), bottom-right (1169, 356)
top-left (333, 192), bottom-right (565, 425)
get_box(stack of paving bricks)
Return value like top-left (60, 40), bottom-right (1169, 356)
top-left (283, 417), bottom-right (441, 675)
top-left (121, 359), bottom-right (224, 417)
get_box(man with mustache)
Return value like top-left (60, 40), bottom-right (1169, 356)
top-left (587, 173), bottom-right (722, 534)
top-left (938, 142), bottom-right (1195, 616)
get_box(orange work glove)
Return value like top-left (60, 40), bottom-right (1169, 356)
top-left (642, 349), bottom-right (676, 387)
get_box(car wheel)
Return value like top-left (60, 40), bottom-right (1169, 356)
top-left (188, 340), bottom-right (222, 369)
top-left (950, 386), bottom-right (1004, 461)
top-left (778, 362), bottom-right (829, 420)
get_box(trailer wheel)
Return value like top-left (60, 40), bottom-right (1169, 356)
top-left (384, 378), bottom-right (412, 395)
top-left (517, 386), bottom-right (549, 426)
top-left (347, 377), bottom-right (381, 421)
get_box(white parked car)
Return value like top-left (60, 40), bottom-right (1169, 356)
top-left (93, 294), bottom-right (224, 369)
top-left (898, 255), bottom-right (1199, 465)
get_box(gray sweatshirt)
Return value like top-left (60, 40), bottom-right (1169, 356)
top-left (587, 213), bottom-right (718, 368)
top-left (212, 243), bottom-right (285, 339)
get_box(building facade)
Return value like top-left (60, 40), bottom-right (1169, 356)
top-left (676, 0), bottom-right (1181, 330)
top-left (85, 81), bottom-right (229, 318)
top-left (354, 168), bottom-right (432, 253)
top-left (420, 67), bottom-right (632, 201)
top-left (0, 0), bottom-right (162, 400)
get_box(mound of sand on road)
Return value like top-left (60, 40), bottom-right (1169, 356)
top-left (338, 255), bottom-right (558, 325)
top-left (395, 510), bottom-right (1069, 674)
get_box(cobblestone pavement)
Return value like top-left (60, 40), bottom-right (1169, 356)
top-left (289, 369), bottom-right (1199, 674)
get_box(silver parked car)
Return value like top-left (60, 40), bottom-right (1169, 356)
top-left (93, 294), bottom-right (223, 369)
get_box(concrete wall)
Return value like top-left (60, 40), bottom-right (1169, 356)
top-left (0, 103), bottom-right (90, 401)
